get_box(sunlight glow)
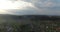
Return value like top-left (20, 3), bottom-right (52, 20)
top-left (0, 0), bottom-right (34, 14)
top-left (0, 0), bottom-right (32, 14)
top-left (0, 9), bottom-right (16, 14)
top-left (0, 0), bottom-right (30, 9)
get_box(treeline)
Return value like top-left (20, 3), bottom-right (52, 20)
top-left (1, 14), bottom-right (60, 21)
top-left (13, 15), bottom-right (60, 21)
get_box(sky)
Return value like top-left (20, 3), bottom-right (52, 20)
top-left (0, 0), bottom-right (59, 15)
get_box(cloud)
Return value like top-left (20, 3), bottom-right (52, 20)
top-left (0, 0), bottom-right (59, 15)
top-left (21, 0), bottom-right (57, 7)
top-left (4, 6), bottom-right (60, 15)
top-left (5, 7), bottom-right (39, 15)
top-left (0, 0), bottom-right (34, 9)
top-left (0, 9), bottom-right (14, 14)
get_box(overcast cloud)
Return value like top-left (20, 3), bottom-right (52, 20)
top-left (0, 0), bottom-right (59, 15)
